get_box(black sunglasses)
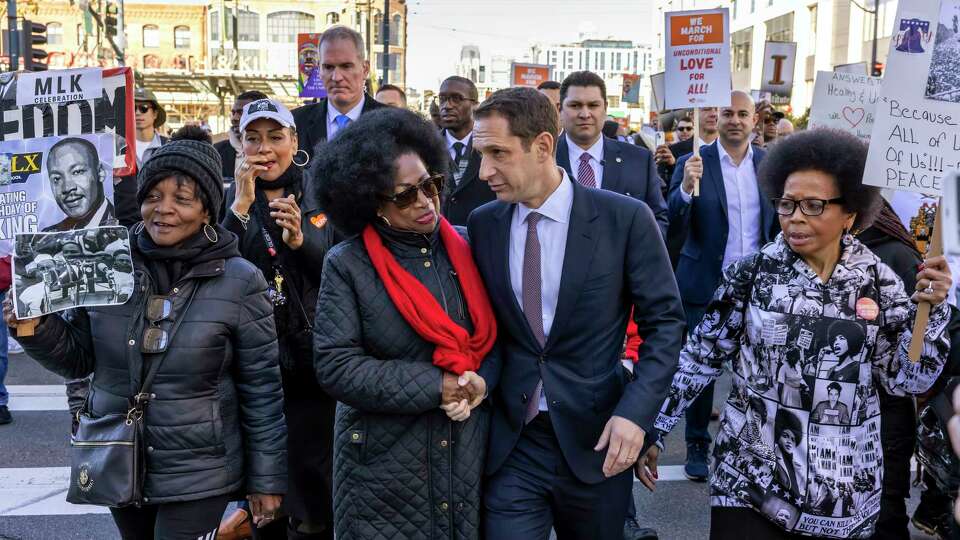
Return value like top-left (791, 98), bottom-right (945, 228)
top-left (136, 104), bottom-right (153, 114)
top-left (772, 197), bottom-right (846, 217)
top-left (141, 295), bottom-right (173, 354)
top-left (676, 126), bottom-right (694, 131)
top-left (380, 174), bottom-right (444, 209)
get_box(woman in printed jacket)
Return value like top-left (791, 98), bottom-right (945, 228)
top-left (635, 128), bottom-right (952, 539)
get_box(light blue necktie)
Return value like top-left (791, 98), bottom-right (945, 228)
top-left (333, 114), bottom-right (350, 137)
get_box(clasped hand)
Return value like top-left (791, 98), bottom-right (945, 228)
top-left (440, 371), bottom-right (485, 422)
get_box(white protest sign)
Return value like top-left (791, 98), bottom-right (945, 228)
top-left (664, 9), bottom-right (732, 109)
top-left (864, 0), bottom-right (957, 195)
top-left (650, 72), bottom-right (666, 111)
top-left (17, 68), bottom-right (103, 107)
top-left (809, 70), bottom-right (881, 140)
top-left (760, 41), bottom-right (797, 105)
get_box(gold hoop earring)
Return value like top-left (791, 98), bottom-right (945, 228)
top-left (292, 149), bottom-right (310, 168)
top-left (203, 223), bottom-right (219, 243)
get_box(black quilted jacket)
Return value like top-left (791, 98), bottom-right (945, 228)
top-left (18, 249), bottom-right (288, 503)
top-left (314, 223), bottom-right (488, 540)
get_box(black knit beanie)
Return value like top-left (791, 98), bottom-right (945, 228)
top-left (136, 139), bottom-right (224, 222)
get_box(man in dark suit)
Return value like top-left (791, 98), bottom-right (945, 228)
top-left (213, 90), bottom-right (267, 180)
top-left (668, 90), bottom-right (779, 482)
top-left (468, 87), bottom-right (685, 539)
top-left (437, 75), bottom-right (495, 225)
top-left (555, 71), bottom-right (667, 238)
top-left (291, 25), bottom-right (385, 161)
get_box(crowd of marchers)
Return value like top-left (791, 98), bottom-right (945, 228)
top-left (6, 23), bottom-right (960, 540)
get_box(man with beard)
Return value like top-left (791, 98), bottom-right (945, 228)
top-left (437, 76), bottom-right (495, 225)
top-left (213, 90), bottom-right (268, 180)
top-left (43, 138), bottom-right (114, 232)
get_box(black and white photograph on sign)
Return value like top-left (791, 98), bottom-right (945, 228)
top-left (942, 171), bottom-right (960, 258)
top-left (0, 133), bottom-right (115, 254)
top-left (925, 0), bottom-right (960, 102)
top-left (12, 226), bottom-right (133, 319)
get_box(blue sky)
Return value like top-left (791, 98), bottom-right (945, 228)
top-left (405, 0), bottom-right (656, 90)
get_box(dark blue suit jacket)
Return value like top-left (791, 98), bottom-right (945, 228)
top-left (668, 142), bottom-right (779, 321)
top-left (557, 136), bottom-right (668, 238)
top-left (468, 178), bottom-right (685, 485)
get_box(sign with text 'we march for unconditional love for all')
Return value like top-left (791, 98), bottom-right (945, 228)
top-left (664, 8), bottom-right (732, 109)
top-left (864, 0), bottom-right (960, 196)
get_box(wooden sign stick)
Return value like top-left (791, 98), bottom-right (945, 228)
top-left (16, 318), bottom-right (39, 337)
top-left (908, 199), bottom-right (943, 362)
top-left (692, 107), bottom-right (701, 197)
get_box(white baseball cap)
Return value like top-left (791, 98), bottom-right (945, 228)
top-left (240, 99), bottom-right (295, 132)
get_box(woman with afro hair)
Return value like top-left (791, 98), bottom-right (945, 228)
top-left (310, 107), bottom-right (497, 540)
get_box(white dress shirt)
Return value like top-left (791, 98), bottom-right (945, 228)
top-left (509, 169), bottom-right (574, 412)
top-left (679, 142), bottom-right (762, 269)
top-left (566, 134), bottom-right (604, 186)
top-left (445, 130), bottom-right (472, 162)
top-left (715, 141), bottom-right (762, 269)
top-left (326, 96), bottom-right (366, 139)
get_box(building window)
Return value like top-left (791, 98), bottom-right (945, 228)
top-left (765, 12), bottom-right (794, 42)
top-left (374, 13), bottom-right (382, 44)
top-left (143, 54), bottom-right (161, 68)
top-left (750, 0), bottom-right (755, 13)
top-left (211, 10), bottom-right (260, 42)
top-left (46, 22), bottom-right (64, 45)
top-left (391, 14), bottom-right (401, 46)
top-left (174, 26), bottom-right (190, 49)
top-left (326, 12), bottom-right (339, 25)
top-left (732, 27), bottom-right (752, 71)
top-left (733, 0), bottom-right (738, 18)
top-left (142, 25), bottom-right (159, 48)
top-left (267, 11), bottom-right (315, 43)
top-left (76, 23), bottom-right (84, 46)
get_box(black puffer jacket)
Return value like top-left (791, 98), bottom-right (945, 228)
top-left (314, 224), bottom-right (488, 540)
top-left (18, 234), bottom-right (287, 504)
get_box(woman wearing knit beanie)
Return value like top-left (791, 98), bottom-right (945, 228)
top-left (4, 134), bottom-right (288, 539)
top-left (222, 98), bottom-right (339, 539)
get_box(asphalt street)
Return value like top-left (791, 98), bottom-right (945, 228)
top-left (0, 353), bottom-right (940, 540)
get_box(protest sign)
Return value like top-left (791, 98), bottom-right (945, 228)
top-left (835, 62), bottom-right (868, 75)
top-left (297, 33), bottom-right (327, 99)
top-left (650, 72), bottom-right (665, 112)
top-left (511, 63), bottom-right (551, 88)
top-left (663, 8), bottom-right (731, 109)
top-left (5, 67), bottom-right (134, 176)
top-left (622, 74), bottom-right (641, 104)
top-left (760, 41), bottom-right (797, 105)
top-left (808, 70), bottom-right (881, 140)
top-left (0, 133), bottom-right (116, 248)
top-left (942, 172), bottom-right (960, 258)
top-left (863, 0), bottom-right (958, 196)
top-left (12, 226), bottom-right (133, 319)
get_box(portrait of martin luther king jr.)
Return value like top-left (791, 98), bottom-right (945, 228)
top-left (43, 137), bottom-right (115, 232)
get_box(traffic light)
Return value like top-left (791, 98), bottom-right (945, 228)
top-left (104, 1), bottom-right (119, 38)
top-left (20, 20), bottom-right (47, 72)
top-left (872, 62), bottom-right (884, 77)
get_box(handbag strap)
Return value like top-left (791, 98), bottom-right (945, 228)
top-left (133, 283), bottom-right (200, 409)
top-left (275, 263), bottom-right (313, 330)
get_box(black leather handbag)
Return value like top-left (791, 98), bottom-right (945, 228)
top-left (67, 288), bottom-right (195, 507)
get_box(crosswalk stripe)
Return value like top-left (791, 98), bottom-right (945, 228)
top-left (6, 385), bottom-right (68, 412)
top-left (0, 464), bottom-right (695, 517)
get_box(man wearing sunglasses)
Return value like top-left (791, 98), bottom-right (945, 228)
top-left (438, 76), bottom-right (496, 226)
top-left (133, 87), bottom-right (169, 168)
top-left (675, 118), bottom-right (695, 143)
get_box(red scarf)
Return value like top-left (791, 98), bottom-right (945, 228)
top-left (362, 218), bottom-right (497, 375)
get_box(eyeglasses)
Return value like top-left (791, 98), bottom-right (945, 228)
top-left (380, 174), bottom-right (444, 209)
top-left (676, 126), bottom-right (694, 132)
top-left (438, 94), bottom-right (475, 105)
top-left (136, 104), bottom-right (153, 114)
top-left (772, 197), bottom-right (846, 217)
top-left (141, 295), bottom-right (173, 354)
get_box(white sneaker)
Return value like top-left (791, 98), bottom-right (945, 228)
top-left (8, 338), bottom-right (23, 354)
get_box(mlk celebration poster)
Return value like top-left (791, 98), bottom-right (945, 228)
top-left (0, 67), bottom-right (135, 317)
